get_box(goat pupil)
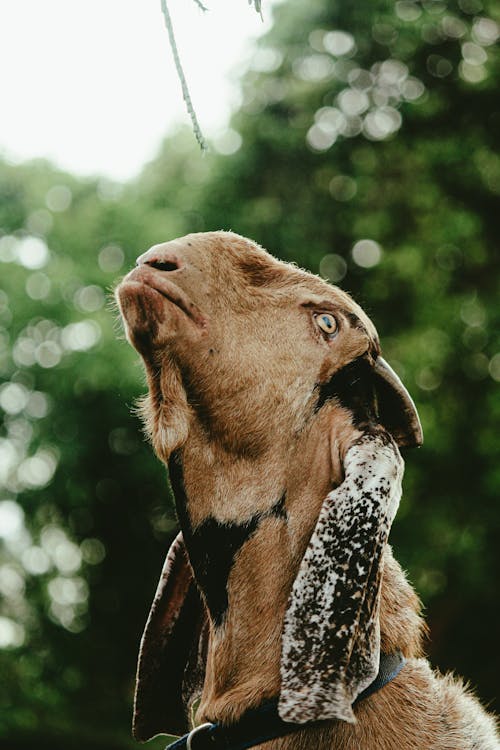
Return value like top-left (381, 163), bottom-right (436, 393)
top-left (320, 315), bottom-right (335, 331)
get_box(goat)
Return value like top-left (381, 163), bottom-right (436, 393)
top-left (116, 231), bottom-right (499, 749)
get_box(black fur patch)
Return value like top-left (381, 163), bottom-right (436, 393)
top-left (187, 516), bottom-right (260, 626)
top-left (315, 356), bottom-right (377, 425)
top-left (273, 492), bottom-right (287, 520)
top-left (168, 452), bottom-right (286, 626)
top-left (168, 451), bottom-right (191, 535)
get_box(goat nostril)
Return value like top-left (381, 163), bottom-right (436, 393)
top-left (144, 260), bottom-right (179, 272)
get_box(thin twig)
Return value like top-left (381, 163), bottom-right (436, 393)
top-left (249, 0), bottom-right (263, 20)
top-left (160, 0), bottom-right (208, 152)
top-left (192, 0), bottom-right (209, 11)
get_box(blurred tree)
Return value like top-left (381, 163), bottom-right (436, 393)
top-left (1, 0), bottom-right (499, 746)
top-left (0, 159), bottom-right (186, 749)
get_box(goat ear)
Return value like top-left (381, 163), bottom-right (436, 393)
top-left (373, 357), bottom-right (423, 448)
top-left (133, 533), bottom-right (208, 740)
top-left (279, 430), bottom-right (403, 724)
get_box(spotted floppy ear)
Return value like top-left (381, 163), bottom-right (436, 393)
top-left (133, 533), bottom-right (208, 740)
top-left (279, 429), bottom-right (403, 724)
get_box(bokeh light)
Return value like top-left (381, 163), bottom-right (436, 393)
top-left (352, 239), bottom-right (383, 268)
top-left (319, 254), bottom-right (348, 282)
top-left (45, 185), bottom-right (72, 212)
top-left (98, 244), bottom-right (124, 273)
top-left (0, 616), bottom-right (25, 648)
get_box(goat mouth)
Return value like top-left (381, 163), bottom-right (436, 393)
top-left (121, 266), bottom-right (208, 328)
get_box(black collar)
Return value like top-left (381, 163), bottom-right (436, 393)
top-left (166, 651), bottom-right (406, 750)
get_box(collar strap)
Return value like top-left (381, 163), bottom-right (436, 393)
top-left (166, 651), bottom-right (406, 750)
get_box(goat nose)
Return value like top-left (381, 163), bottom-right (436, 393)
top-left (136, 246), bottom-right (182, 272)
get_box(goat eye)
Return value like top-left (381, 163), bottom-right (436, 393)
top-left (314, 313), bottom-right (338, 336)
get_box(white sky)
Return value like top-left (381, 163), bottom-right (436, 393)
top-left (0, 0), bottom-right (275, 181)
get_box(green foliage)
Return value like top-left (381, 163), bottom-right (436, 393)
top-left (0, 161), bottom-right (174, 748)
top-left (1, 0), bottom-right (499, 745)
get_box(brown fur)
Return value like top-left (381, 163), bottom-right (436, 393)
top-left (116, 231), bottom-right (498, 748)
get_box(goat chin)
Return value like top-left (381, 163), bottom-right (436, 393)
top-left (117, 231), bottom-right (499, 749)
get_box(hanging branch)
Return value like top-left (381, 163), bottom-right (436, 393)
top-left (160, 0), bottom-right (263, 151)
top-left (250, 0), bottom-right (263, 19)
top-left (160, 0), bottom-right (208, 151)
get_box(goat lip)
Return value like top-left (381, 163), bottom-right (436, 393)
top-left (123, 266), bottom-right (208, 328)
